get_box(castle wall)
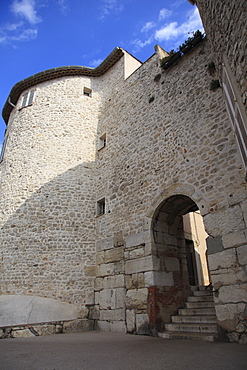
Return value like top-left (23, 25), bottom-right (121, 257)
top-left (95, 40), bottom-right (247, 340)
top-left (0, 34), bottom-right (246, 342)
top-left (0, 57), bottom-right (126, 324)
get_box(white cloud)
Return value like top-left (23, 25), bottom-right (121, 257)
top-left (12, 28), bottom-right (38, 41)
top-left (90, 59), bottom-right (103, 67)
top-left (0, 25), bottom-right (38, 44)
top-left (155, 7), bottom-right (203, 42)
top-left (10, 0), bottom-right (41, 25)
top-left (155, 21), bottom-right (179, 41)
top-left (159, 8), bottom-right (172, 21)
top-left (141, 22), bottom-right (156, 33)
top-left (5, 22), bottom-right (24, 31)
top-left (131, 36), bottom-right (153, 53)
top-left (57, 0), bottom-right (69, 15)
top-left (99, 0), bottom-right (124, 20)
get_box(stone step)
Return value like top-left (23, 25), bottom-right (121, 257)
top-left (165, 323), bottom-right (218, 334)
top-left (190, 286), bottom-right (212, 292)
top-left (171, 315), bottom-right (217, 324)
top-left (178, 307), bottom-right (216, 316)
top-left (187, 295), bottom-right (214, 303)
top-left (158, 331), bottom-right (215, 342)
top-left (186, 301), bottom-right (215, 309)
top-left (193, 290), bottom-right (214, 297)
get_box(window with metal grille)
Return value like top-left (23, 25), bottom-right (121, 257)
top-left (222, 66), bottom-right (247, 172)
top-left (21, 89), bottom-right (35, 108)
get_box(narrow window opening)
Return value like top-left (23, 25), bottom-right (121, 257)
top-left (97, 198), bottom-right (105, 216)
top-left (84, 87), bottom-right (92, 97)
top-left (0, 132), bottom-right (9, 163)
top-left (98, 133), bottom-right (106, 150)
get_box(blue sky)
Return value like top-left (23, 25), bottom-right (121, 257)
top-left (0, 0), bottom-right (203, 143)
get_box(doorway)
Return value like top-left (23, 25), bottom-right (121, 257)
top-left (149, 194), bottom-right (210, 331)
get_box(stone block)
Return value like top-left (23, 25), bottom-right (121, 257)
top-left (63, 319), bottom-right (94, 333)
top-left (32, 324), bottom-right (56, 336)
top-left (96, 237), bottom-right (114, 252)
top-left (77, 307), bottom-right (89, 319)
top-left (125, 256), bottom-right (159, 274)
top-left (208, 248), bottom-right (236, 271)
top-left (204, 205), bottom-right (245, 238)
top-left (222, 231), bottom-right (246, 249)
top-left (237, 245), bottom-right (247, 265)
top-left (129, 247), bottom-right (145, 259)
top-left (144, 271), bottom-right (174, 287)
top-left (103, 275), bottom-right (125, 289)
top-left (111, 321), bottom-right (126, 333)
top-left (125, 273), bottom-right (144, 289)
top-left (125, 231), bottom-right (149, 249)
top-left (113, 231), bottom-right (124, 247)
top-left (206, 236), bottom-right (224, 255)
top-left (97, 320), bottom-right (111, 332)
top-left (96, 251), bottom-right (105, 265)
top-left (218, 284), bottom-right (247, 304)
top-left (98, 289), bottom-right (116, 309)
top-left (94, 277), bottom-right (103, 291)
top-left (136, 313), bottom-right (150, 334)
top-left (211, 267), bottom-right (247, 287)
top-left (104, 247), bottom-right (124, 263)
top-left (98, 261), bottom-right (124, 277)
top-left (241, 200), bottom-right (247, 227)
top-left (84, 265), bottom-right (97, 277)
top-left (88, 305), bottom-right (100, 320)
top-left (0, 295), bottom-right (79, 327)
top-left (144, 242), bottom-right (152, 256)
top-left (85, 290), bottom-right (94, 305)
top-left (215, 303), bottom-right (246, 331)
top-left (165, 257), bottom-right (179, 271)
top-left (125, 288), bottom-right (148, 309)
top-left (126, 309), bottom-right (135, 333)
top-left (99, 309), bottom-right (125, 321)
top-left (11, 328), bottom-right (35, 338)
top-left (115, 288), bottom-right (126, 309)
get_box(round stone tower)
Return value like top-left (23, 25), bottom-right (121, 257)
top-left (0, 48), bottom-right (130, 330)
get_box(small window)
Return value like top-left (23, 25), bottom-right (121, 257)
top-left (0, 132), bottom-right (9, 163)
top-left (97, 198), bottom-right (105, 216)
top-left (98, 133), bottom-right (106, 150)
top-left (21, 89), bottom-right (35, 108)
top-left (83, 87), bottom-right (92, 97)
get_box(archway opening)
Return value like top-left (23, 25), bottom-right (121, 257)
top-left (149, 194), bottom-right (210, 331)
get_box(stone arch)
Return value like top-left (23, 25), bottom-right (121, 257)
top-left (148, 192), bottom-right (210, 332)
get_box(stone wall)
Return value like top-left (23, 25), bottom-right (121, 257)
top-left (0, 58), bottom-right (126, 313)
top-left (195, 0), bottom-right (247, 114)
top-left (95, 39), bottom-right (247, 341)
top-left (0, 33), bottom-right (246, 342)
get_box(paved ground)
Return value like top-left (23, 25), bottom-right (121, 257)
top-left (0, 331), bottom-right (246, 370)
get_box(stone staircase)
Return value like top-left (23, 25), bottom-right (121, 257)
top-left (158, 286), bottom-right (218, 341)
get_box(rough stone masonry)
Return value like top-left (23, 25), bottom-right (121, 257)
top-left (0, 1), bottom-right (246, 343)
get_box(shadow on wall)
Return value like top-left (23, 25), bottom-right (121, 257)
top-left (0, 161), bottom-right (97, 315)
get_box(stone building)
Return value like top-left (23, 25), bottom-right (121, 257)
top-left (0, 1), bottom-right (246, 342)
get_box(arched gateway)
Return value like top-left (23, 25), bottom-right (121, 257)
top-left (148, 194), bottom-right (211, 331)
